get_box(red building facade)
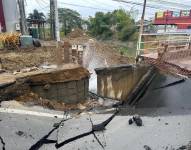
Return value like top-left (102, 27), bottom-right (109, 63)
top-left (154, 10), bottom-right (191, 29)
top-left (0, 0), bottom-right (6, 31)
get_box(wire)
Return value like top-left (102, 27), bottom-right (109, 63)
top-left (58, 1), bottom-right (113, 11)
top-left (113, 0), bottom-right (182, 11)
top-left (149, 0), bottom-right (191, 8)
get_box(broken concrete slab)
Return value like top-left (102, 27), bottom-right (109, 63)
top-left (57, 134), bottom-right (104, 150)
top-left (57, 116), bottom-right (92, 145)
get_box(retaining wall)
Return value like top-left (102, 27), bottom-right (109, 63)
top-left (31, 78), bottom-right (89, 104)
top-left (95, 64), bottom-right (149, 101)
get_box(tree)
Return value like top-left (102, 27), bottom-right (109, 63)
top-left (88, 12), bottom-right (113, 40)
top-left (58, 8), bottom-right (83, 35)
top-left (28, 9), bottom-right (46, 21)
top-left (88, 9), bottom-right (137, 41)
top-left (113, 9), bottom-right (136, 41)
top-left (28, 9), bottom-right (46, 38)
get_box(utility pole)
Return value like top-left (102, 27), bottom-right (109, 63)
top-left (54, 0), bottom-right (60, 42)
top-left (50, 0), bottom-right (60, 42)
top-left (18, 0), bottom-right (27, 35)
top-left (136, 0), bottom-right (147, 57)
top-left (50, 0), bottom-right (55, 40)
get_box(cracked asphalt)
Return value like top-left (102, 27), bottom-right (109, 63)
top-left (0, 72), bottom-right (191, 150)
top-left (0, 111), bottom-right (191, 150)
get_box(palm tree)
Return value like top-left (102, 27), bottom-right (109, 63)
top-left (28, 9), bottom-right (46, 38)
top-left (28, 9), bottom-right (45, 21)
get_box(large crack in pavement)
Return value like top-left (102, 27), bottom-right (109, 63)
top-left (29, 110), bottom-right (118, 150)
top-left (29, 119), bottom-right (67, 150)
top-left (55, 110), bottom-right (118, 149)
top-left (0, 136), bottom-right (5, 150)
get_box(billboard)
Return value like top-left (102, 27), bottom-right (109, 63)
top-left (156, 12), bottom-right (164, 18)
top-left (172, 11), bottom-right (180, 17)
top-left (164, 11), bottom-right (172, 17)
top-left (181, 10), bottom-right (190, 16)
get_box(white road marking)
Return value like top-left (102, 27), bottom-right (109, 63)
top-left (0, 108), bottom-right (67, 119)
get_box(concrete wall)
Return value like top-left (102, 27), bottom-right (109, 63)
top-left (95, 65), bottom-right (149, 101)
top-left (2, 0), bottom-right (20, 32)
top-left (31, 78), bottom-right (89, 104)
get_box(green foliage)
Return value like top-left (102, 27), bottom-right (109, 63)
top-left (88, 9), bottom-right (137, 41)
top-left (58, 8), bottom-right (83, 35)
top-left (119, 46), bottom-right (136, 57)
top-left (28, 9), bottom-right (45, 21)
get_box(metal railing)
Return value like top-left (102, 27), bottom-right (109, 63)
top-left (136, 32), bottom-right (191, 57)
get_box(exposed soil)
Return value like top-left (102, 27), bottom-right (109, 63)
top-left (25, 65), bottom-right (90, 85)
top-left (0, 31), bottom-right (134, 110)
top-left (15, 92), bottom-right (101, 111)
top-left (0, 47), bottom-right (57, 71)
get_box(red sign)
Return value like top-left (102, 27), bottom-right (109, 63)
top-left (164, 11), bottom-right (172, 17)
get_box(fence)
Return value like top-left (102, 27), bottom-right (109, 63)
top-left (136, 32), bottom-right (191, 57)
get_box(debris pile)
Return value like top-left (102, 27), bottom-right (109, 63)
top-left (67, 28), bottom-right (89, 39)
top-left (0, 47), bottom-right (57, 71)
top-left (129, 115), bottom-right (143, 127)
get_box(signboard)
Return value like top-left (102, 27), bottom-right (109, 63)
top-left (172, 11), bottom-right (180, 17)
top-left (181, 10), bottom-right (190, 16)
top-left (15, 23), bottom-right (20, 31)
top-left (156, 12), bottom-right (164, 18)
top-left (164, 11), bottom-right (172, 17)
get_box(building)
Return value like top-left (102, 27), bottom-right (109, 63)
top-left (0, 0), bottom-right (5, 32)
top-left (0, 0), bottom-right (20, 32)
top-left (154, 10), bottom-right (191, 32)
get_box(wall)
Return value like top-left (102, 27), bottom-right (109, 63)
top-left (2, 0), bottom-right (20, 32)
top-left (95, 64), bottom-right (149, 101)
top-left (31, 78), bottom-right (89, 104)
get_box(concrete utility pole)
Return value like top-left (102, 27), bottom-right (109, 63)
top-left (50, 0), bottom-right (60, 42)
top-left (50, 0), bottom-right (55, 39)
top-left (137, 0), bottom-right (147, 57)
top-left (18, 0), bottom-right (27, 35)
top-left (54, 0), bottom-right (60, 42)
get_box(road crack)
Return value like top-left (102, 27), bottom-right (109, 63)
top-left (29, 119), bottom-right (68, 150)
top-left (29, 110), bottom-right (118, 149)
top-left (55, 110), bottom-right (118, 149)
top-left (0, 136), bottom-right (5, 150)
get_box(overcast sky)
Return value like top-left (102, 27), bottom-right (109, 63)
top-left (25, 0), bottom-right (191, 20)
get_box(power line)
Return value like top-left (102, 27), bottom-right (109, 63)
top-left (113, 0), bottom-right (183, 11)
top-left (34, 0), bottom-right (48, 10)
top-left (149, 0), bottom-right (191, 8)
top-left (58, 1), bottom-right (113, 11)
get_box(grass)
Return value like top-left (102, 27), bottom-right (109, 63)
top-left (119, 46), bottom-right (136, 57)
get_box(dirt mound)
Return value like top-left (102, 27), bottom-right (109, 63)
top-left (0, 47), bottom-right (57, 71)
top-left (67, 28), bottom-right (88, 39)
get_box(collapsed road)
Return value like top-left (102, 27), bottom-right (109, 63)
top-left (1, 66), bottom-right (191, 150)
